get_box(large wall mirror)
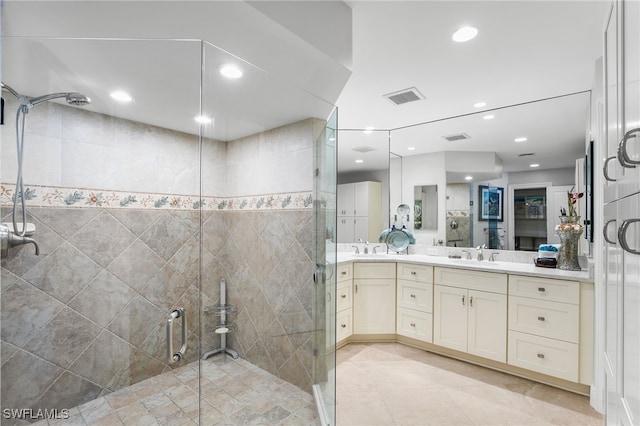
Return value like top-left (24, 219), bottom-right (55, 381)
top-left (338, 91), bottom-right (591, 251)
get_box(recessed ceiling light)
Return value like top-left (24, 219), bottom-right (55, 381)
top-left (483, 114), bottom-right (495, 120)
top-left (530, 163), bottom-right (540, 168)
top-left (473, 102), bottom-right (486, 108)
top-left (408, 147), bottom-right (416, 151)
top-left (452, 26), bottom-right (478, 43)
top-left (110, 91), bottom-right (133, 102)
top-left (194, 115), bottom-right (212, 124)
top-left (219, 63), bottom-right (243, 79)
top-left (355, 159), bottom-right (364, 163)
top-left (465, 176), bottom-right (473, 181)
top-left (363, 126), bottom-right (375, 134)
top-left (514, 137), bottom-right (528, 142)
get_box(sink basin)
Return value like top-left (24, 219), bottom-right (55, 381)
top-left (450, 259), bottom-right (500, 268)
top-left (352, 253), bottom-right (390, 258)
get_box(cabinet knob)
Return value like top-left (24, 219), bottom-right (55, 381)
top-left (410, 294), bottom-right (416, 298)
top-left (411, 271), bottom-right (417, 275)
top-left (462, 295), bottom-right (466, 305)
top-left (538, 287), bottom-right (546, 293)
top-left (537, 353), bottom-right (545, 359)
top-left (410, 322), bottom-right (416, 327)
top-left (341, 271), bottom-right (347, 275)
top-left (537, 316), bottom-right (546, 322)
top-left (341, 294), bottom-right (347, 299)
top-left (341, 324), bottom-right (347, 328)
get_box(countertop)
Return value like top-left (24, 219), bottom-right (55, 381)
top-left (335, 252), bottom-right (592, 282)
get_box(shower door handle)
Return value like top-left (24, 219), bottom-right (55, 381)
top-left (167, 307), bottom-right (187, 363)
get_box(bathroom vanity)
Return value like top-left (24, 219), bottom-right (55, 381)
top-left (335, 254), bottom-right (593, 395)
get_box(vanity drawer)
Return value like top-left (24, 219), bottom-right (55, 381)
top-left (397, 263), bottom-right (433, 283)
top-left (508, 296), bottom-right (579, 343)
top-left (337, 281), bottom-right (353, 312)
top-left (508, 275), bottom-right (579, 304)
top-left (508, 330), bottom-right (579, 382)
top-left (354, 262), bottom-right (396, 279)
top-left (397, 307), bottom-right (432, 342)
top-left (337, 263), bottom-right (353, 283)
top-left (434, 267), bottom-right (507, 294)
top-left (337, 308), bottom-right (352, 343)
top-left (397, 279), bottom-right (433, 313)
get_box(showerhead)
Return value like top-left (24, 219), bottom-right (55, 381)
top-left (1, 82), bottom-right (91, 108)
top-left (65, 93), bottom-right (91, 106)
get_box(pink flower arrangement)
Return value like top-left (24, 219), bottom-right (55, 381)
top-left (567, 187), bottom-right (584, 217)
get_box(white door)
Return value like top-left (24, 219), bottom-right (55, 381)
top-left (353, 279), bottom-right (396, 334)
top-left (337, 183), bottom-right (354, 217)
top-left (433, 285), bottom-right (468, 352)
top-left (467, 290), bottom-right (507, 363)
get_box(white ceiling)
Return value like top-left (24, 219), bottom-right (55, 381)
top-left (2, 1), bottom-right (610, 178)
top-left (336, 0), bottom-right (609, 174)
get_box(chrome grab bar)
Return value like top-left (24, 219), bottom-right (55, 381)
top-left (618, 219), bottom-right (640, 255)
top-left (617, 128), bottom-right (640, 168)
top-left (166, 307), bottom-right (187, 363)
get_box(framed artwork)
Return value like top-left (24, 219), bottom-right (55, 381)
top-left (478, 185), bottom-right (504, 221)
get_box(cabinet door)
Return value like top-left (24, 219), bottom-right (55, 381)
top-left (337, 217), bottom-right (355, 243)
top-left (468, 290), bottom-right (507, 363)
top-left (353, 181), bottom-right (370, 216)
top-left (618, 195), bottom-right (640, 425)
top-left (604, 1), bottom-right (622, 203)
top-left (433, 285), bottom-right (467, 352)
top-left (353, 217), bottom-right (369, 242)
top-left (353, 279), bottom-right (396, 334)
top-left (337, 183), bottom-right (354, 217)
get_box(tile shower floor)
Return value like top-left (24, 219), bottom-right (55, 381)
top-left (33, 356), bottom-right (319, 426)
top-left (337, 343), bottom-right (604, 426)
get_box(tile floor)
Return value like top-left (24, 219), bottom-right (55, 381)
top-left (336, 343), bottom-right (604, 426)
top-left (31, 356), bottom-right (319, 426)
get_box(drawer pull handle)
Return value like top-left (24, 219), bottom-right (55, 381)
top-left (462, 295), bottom-right (466, 305)
top-left (410, 322), bottom-right (416, 327)
top-left (411, 271), bottom-right (417, 275)
top-left (341, 324), bottom-right (346, 328)
top-left (410, 294), bottom-right (416, 298)
top-left (341, 294), bottom-right (347, 299)
top-left (537, 316), bottom-right (546, 321)
top-left (341, 271), bottom-right (347, 275)
top-left (470, 296), bottom-right (474, 307)
top-left (537, 353), bottom-right (545, 359)
top-left (538, 287), bottom-right (546, 293)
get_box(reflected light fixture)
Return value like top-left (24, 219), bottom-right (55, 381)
top-left (194, 115), bottom-right (212, 124)
top-left (452, 26), bottom-right (478, 42)
top-left (110, 91), bottom-right (133, 103)
top-left (483, 114), bottom-right (495, 120)
top-left (219, 63), bottom-right (243, 79)
top-left (514, 137), bottom-right (528, 142)
top-left (530, 163), bottom-right (540, 168)
top-left (465, 176), bottom-right (473, 181)
top-left (473, 102), bottom-right (486, 108)
top-left (408, 147), bottom-right (416, 151)
top-left (355, 159), bottom-right (364, 163)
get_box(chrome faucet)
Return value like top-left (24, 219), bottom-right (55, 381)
top-left (351, 245), bottom-right (360, 254)
top-left (0, 223), bottom-right (39, 259)
top-left (461, 249), bottom-right (472, 260)
top-left (372, 245), bottom-right (383, 254)
top-left (358, 238), bottom-right (370, 254)
top-left (489, 252), bottom-right (499, 262)
top-left (476, 244), bottom-right (487, 261)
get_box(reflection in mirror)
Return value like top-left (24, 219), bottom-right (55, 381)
top-left (414, 185), bottom-right (437, 231)
top-left (389, 92), bottom-right (590, 249)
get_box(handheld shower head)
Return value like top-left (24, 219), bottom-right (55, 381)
top-left (1, 82), bottom-right (91, 108)
top-left (65, 93), bottom-right (91, 106)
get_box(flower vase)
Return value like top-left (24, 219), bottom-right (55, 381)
top-left (555, 216), bottom-right (583, 270)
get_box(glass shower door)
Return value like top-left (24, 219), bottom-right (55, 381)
top-left (312, 108), bottom-right (338, 426)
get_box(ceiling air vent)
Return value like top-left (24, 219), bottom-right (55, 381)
top-left (442, 133), bottom-right (471, 142)
top-left (518, 152), bottom-right (535, 157)
top-left (383, 87), bottom-right (425, 106)
top-left (352, 146), bottom-right (378, 153)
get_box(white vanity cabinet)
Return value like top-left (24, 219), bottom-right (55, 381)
top-left (396, 263), bottom-right (433, 343)
top-left (336, 263), bottom-right (353, 344)
top-left (353, 262), bottom-right (396, 335)
top-left (507, 275), bottom-right (588, 383)
top-left (336, 181), bottom-right (382, 243)
top-left (433, 267), bottom-right (507, 363)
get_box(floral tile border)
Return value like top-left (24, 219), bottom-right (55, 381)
top-left (0, 184), bottom-right (314, 211)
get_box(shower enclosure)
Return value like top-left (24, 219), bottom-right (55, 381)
top-left (1, 37), bottom-right (337, 425)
